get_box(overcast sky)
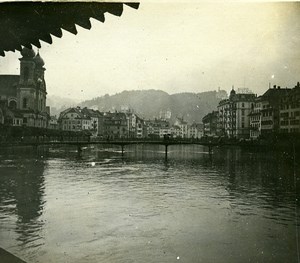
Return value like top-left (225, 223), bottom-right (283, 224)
top-left (1, 2), bottom-right (300, 100)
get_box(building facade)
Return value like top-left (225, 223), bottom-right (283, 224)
top-left (174, 117), bottom-right (188, 138)
top-left (81, 107), bottom-right (102, 136)
top-left (260, 86), bottom-right (291, 137)
top-left (217, 89), bottom-right (255, 139)
top-left (58, 107), bottom-right (91, 132)
top-left (146, 119), bottom-right (170, 138)
top-left (280, 82), bottom-right (300, 133)
top-left (188, 123), bottom-right (203, 139)
top-left (102, 112), bottom-right (128, 139)
top-left (249, 96), bottom-right (262, 139)
top-left (0, 47), bottom-right (50, 128)
top-left (202, 111), bottom-right (218, 137)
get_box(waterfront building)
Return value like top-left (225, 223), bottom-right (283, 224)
top-left (174, 117), bottom-right (188, 138)
top-left (0, 48), bottom-right (50, 128)
top-left (202, 111), bottom-right (218, 137)
top-left (58, 107), bottom-right (91, 132)
top-left (188, 122), bottom-right (203, 139)
top-left (136, 115), bottom-right (146, 138)
top-left (259, 86), bottom-right (290, 137)
top-left (249, 96), bottom-right (262, 139)
top-left (159, 126), bottom-right (171, 138)
top-left (7, 109), bottom-right (23, 127)
top-left (217, 88), bottom-right (255, 139)
top-left (170, 125), bottom-right (181, 138)
top-left (124, 112), bottom-right (146, 138)
top-left (280, 82), bottom-right (300, 133)
top-left (59, 107), bottom-right (81, 132)
top-left (126, 112), bottom-right (137, 138)
top-left (81, 107), bottom-right (102, 137)
top-left (81, 114), bottom-right (92, 131)
top-left (49, 116), bottom-right (59, 130)
top-left (146, 119), bottom-right (170, 138)
top-left (102, 112), bottom-right (128, 139)
top-left (0, 99), bottom-right (24, 126)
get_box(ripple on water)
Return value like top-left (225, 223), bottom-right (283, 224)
top-left (0, 146), bottom-right (299, 263)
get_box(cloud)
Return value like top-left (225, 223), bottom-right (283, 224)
top-left (1, 2), bottom-right (300, 99)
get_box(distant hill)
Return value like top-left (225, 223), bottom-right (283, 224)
top-left (47, 95), bottom-right (80, 117)
top-left (80, 89), bottom-right (227, 123)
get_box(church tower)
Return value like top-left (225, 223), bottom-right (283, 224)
top-left (17, 47), bottom-right (48, 127)
top-left (33, 51), bottom-right (47, 113)
top-left (17, 47), bottom-right (36, 110)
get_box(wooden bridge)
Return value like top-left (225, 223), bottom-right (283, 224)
top-left (0, 139), bottom-right (220, 158)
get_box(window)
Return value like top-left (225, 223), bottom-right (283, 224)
top-left (280, 112), bottom-right (289, 118)
top-left (290, 120), bottom-right (300, 125)
top-left (242, 109), bottom-right (245, 116)
top-left (22, 98), bottom-right (28, 109)
top-left (242, 103), bottom-right (245, 108)
top-left (8, 100), bottom-right (17, 109)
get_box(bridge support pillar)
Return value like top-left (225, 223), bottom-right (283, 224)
top-left (208, 145), bottom-right (212, 155)
top-left (165, 144), bottom-right (168, 160)
top-left (77, 145), bottom-right (82, 154)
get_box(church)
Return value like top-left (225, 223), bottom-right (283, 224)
top-left (0, 47), bottom-right (50, 128)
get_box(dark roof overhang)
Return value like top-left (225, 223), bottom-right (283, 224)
top-left (0, 1), bottom-right (139, 56)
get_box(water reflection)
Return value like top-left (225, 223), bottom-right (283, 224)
top-left (0, 152), bottom-right (45, 253)
top-left (0, 145), bottom-right (299, 263)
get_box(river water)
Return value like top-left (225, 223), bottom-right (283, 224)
top-left (0, 145), bottom-right (299, 263)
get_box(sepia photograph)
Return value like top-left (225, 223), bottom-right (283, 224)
top-left (0, 1), bottom-right (299, 262)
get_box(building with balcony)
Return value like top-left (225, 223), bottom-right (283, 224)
top-left (259, 86), bottom-right (290, 137)
top-left (280, 82), bottom-right (300, 133)
top-left (249, 97), bottom-right (262, 139)
top-left (217, 88), bottom-right (255, 139)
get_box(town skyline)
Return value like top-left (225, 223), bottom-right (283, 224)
top-left (1, 2), bottom-right (300, 100)
top-left (0, 3), bottom-right (299, 263)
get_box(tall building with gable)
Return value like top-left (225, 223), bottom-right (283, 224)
top-left (217, 88), bottom-right (255, 139)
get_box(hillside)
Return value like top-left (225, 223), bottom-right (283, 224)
top-left (80, 89), bottom-right (227, 123)
top-left (47, 95), bottom-right (80, 117)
